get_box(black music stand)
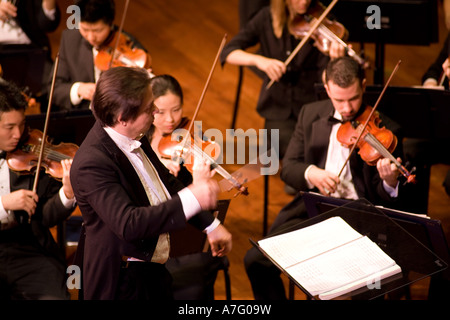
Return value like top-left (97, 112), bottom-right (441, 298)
top-left (251, 198), bottom-right (448, 300)
top-left (25, 109), bottom-right (95, 146)
top-left (328, 0), bottom-right (439, 84)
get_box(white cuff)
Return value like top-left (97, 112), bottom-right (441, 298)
top-left (304, 164), bottom-right (316, 189)
top-left (70, 82), bottom-right (84, 106)
top-left (204, 218), bottom-right (220, 234)
top-left (0, 197), bottom-right (10, 221)
top-left (383, 180), bottom-right (399, 198)
top-left (178, 187), bottom-right (201, 220)
top-left (59, 188), bottom-right (77, 208)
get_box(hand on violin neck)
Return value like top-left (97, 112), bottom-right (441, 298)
top-left (192, 157), bottom-right (216, 184)
top-left (329, 41), bottom-right (348, 60)
top-left (77, 83), bottom-right (96, 101)
top-left (61, 159), bottom-right (75, 200)
top-left (165, 160), bottom-right (181, 177)
top-left (376, 157), bottom-right (401, 189)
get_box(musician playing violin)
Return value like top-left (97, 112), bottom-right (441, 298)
top-left (220, 0), bottom-right (350, 164)
top-left (147, 75), bottom-right (192, 184)
top-left (0, 80), bottom-right (76, 300)
top-left (244, 57), bottom-right (417, 300)
top-left (51, 0), bottom-right (152, 111)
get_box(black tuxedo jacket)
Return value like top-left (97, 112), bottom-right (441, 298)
top-left (70, 122), bottom-right (214, 300)
top-left (281, 99), bottom-right (404, 208)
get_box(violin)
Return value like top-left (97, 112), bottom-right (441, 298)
top-left (288, 2), bottom-right (366, 66)
top-left (7, 128), bottom-right (79, 180)
top-left (158, 119), bottom-right (249, 196)
top-left (336, 106), bottom-right (416, 184)
top-left (94, 0), bottom-right (151, 72)
top-left (95, 30), bottom-right (152, 71)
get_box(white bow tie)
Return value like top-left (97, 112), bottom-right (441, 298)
top-left (128, 140), bottom-right (142, 152)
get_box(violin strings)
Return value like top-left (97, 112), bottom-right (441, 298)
top-left (364, 133), bottom-right (398, 164)
top-left (33, 145), bottom-right (72, 162)
top-left (312, 18), bottom-right (348, 49)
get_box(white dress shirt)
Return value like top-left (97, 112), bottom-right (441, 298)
top-left (305, 110), bottom-right (398, 199)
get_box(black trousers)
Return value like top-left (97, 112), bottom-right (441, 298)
top-left (0, 242), bottom-right (70, 300)
top-left (115, 261), bottom-right (174, 300)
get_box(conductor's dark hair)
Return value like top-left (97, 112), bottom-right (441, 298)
top-left (92, 67), bottom-right (152, 127)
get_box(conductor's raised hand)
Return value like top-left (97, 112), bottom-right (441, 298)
top-left (188, 158), bottom-right (220, 210)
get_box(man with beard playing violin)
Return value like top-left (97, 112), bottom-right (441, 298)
top-left (244, 56), bottom-right (416, 300)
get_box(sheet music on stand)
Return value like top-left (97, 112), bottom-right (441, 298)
top-left (251, 199), bottom-right (448, 300)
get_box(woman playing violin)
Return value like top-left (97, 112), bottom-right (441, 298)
top-left (52, 0), bottom-right (152, 111)
top-left (221, 0), bottom-right (352, 163)
top-left (147, 74), bottom-right (193, 185)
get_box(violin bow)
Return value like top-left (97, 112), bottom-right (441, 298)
top-left (266, 0), bottom-right (340, 90)
top-left (32, 53), bottom-right (60, 194)
top-left (27, 53), bottom-right (60, 223)
top-left (337, 60), bottom-right (402, 178)
top-left (179, 34), bottom-right (228, 153)
top-left (108, 0), bottom-right (130, 69)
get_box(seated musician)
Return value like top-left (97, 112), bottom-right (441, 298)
top-left (0, 80), bottom-right (76, 300)
top-left (146, 74), bottom-right (193, 186)
top-left (147, 74), bottom-right (230, 300)
top-left (51, 0), bottom-right (152, 111)
top-left (244, 56), bottom-right (415, 300)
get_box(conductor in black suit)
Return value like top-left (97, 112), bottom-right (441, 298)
top-left (0, 80), bottom-right (76, 300)
top-left (70, 66), bottom-right (232, 300)
top-left (244, 56), bottom-right (409, 300)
